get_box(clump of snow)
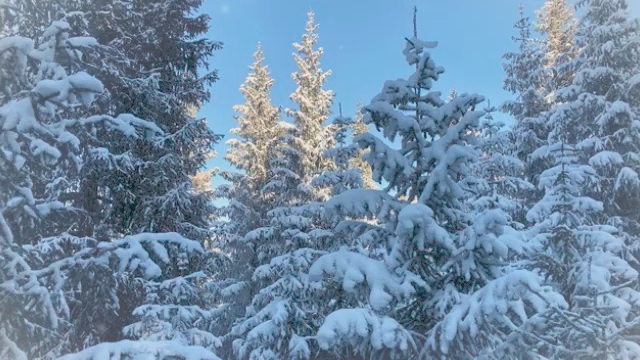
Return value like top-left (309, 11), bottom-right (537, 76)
top-left (589, 151), bottom-right (624, 167)
top-left (309, 247), bottom-right (425, 310)
top-left (426, 270), bottom-right (567, 355)
top-left (316, 308), bottom-right (414, 353)
top-left (54, 340), bottom-right (222, 360)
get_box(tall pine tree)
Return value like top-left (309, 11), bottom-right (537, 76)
top-left (286, 11), bottom-right (335, 186)
top-left (308, 8), bottom-right (564, 359)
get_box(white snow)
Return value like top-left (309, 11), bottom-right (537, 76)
top-left (54, 340), bottom-right (222, 360)
top-left (315, 308), bottom-right (414, 353)
top-left (309, 247), bottom-right (425, 310)
top-left (426, 270), bottom-right (567, 355)
top-left (589, 151), bottom-right (624, 167)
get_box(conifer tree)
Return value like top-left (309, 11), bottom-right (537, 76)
top-left (536, 0), bottom-right (578, 68)
top-left (226, 119), bottom-right (343, 360)
top-left (212, 44), bottom-right (288, 355)
top-left (497, 1), bottom-right (640, 357)
top-left (502, 5), bottom-right (552, 190)
top-left (473, 102), bottom-right (533, 224)
top-left (286, 11), bottom-right (335, 185)
top-left (349, 102), bottom-right (377, 189)
top-left (222, 43), bottom-right (283, 236)
top-left (0, 18), bottom-right (224, 360)
top-left (1, 1), bottom-right (224, 357)
top-left (0, 23), bottom-right (102, 360)
top-left (517, 72), bottom-right (640, 359)
top-left (1, 0), bottom-right (221, 242)
top-left (308, 8), bottom-right (564, 359)
top-left (502, 0), bottom-right (578, 219)
top-left (569, 0), bottom-right (640, 259)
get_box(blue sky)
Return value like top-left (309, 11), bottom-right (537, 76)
top-left (199, 0), bottom-right (640, 186)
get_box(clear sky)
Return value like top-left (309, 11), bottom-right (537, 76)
top-left (199, 0), bottom-right (640, 186)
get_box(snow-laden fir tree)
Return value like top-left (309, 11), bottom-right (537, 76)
top-left (225, 113), bottom-right (349, 360)
top-left (502, 0), bottom-right (578, 218)
top-left (119, 238), bottom-right (226, 359)
top-left (306, 114), bottom-right (424, 360)
top-left (557, 0), bottom-right (640, 268)
top-left (46, 232), bottom-right (226, 360)
top-left (306, 8), bottom-right (565, 359)
top-left (286, 11), bottom-right (335, 186)
top-left (513, 78), bottom-right (640, 359)
top-left (0, 24), bottom-right (99, 360)
top-left (1, 0), bottom-right (221, 243)
top-left (349, 102), bottom-right (377, 190)
top-left (494, 2), bottom-right (640, 357)
top-left (536, 0), bottom-right (578, 69)
top-left (212, 43), bottom-right (288, 353)
top-left (220, 43), bottom-right (284, 241)
top-left (0, 19), bottom-right (144, 359)
top-left (0, 19), bottom-right (225, 360)
top-left (2, 1), bottom-right (224, 355)
top-left (472, 102), bottom-right (534, 225)
top-left (218, 14), bottom-right (331, 360)
top-left (226, 94), bottom-right (399, 360)
top-left (502, 5), bottom-right (553, 193)
top-left (567, 0), bottom-right (640, 262)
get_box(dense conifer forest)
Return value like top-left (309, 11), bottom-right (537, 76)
top-left (1, 1), bottom-right (640, 359)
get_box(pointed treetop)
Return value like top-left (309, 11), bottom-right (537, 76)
top-left (306, 11), bottom-right (318, 34)
top-left (255, 41), bottom-right (263, 56)
top-left (515, 4), bottom-right (531, 41)
top-left (351, 101), bottom-right (369, 137)
top-left (535, 0), bottom-right (576, 65)
top-left (413, 5), bottom-right (418, 38)
top-left (294, 11), bottom-right (321, 58)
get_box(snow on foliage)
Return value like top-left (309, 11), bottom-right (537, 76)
top-left (309, 247), bottom-right (425, 310)
top-left (315, 309), bottom-right (415, 354)
top-left (425, 270), bottom-right (567, 357)
top-left (1, 13), bottom-right (223, 359)
top-left (54, 340), bottom-right (222, 360)
top-left (325, 189), bottom-right (398, 221)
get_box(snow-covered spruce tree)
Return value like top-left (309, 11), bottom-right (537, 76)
top-left (566, 0), bottom-right (640, 264)
top-left (224, 119), bottom-right (336, 360)
top-left (286, 11), bottom-right (335, 186)
top-left (1, 0), bottom-right (221, 242)
top-left (535, 0), bottom-right (578, 71)
top-left (473, 102), bottom-right (534, 225)
top-left (0, 20), bottom-right (134, 359)
top-left (502, 0), bottom-right (578, 220)
top-left (502, 5), bottom-right (553, 193)
top-left (53, 232), bottom-right (225, 360)
top-left (0, 20), bottom-right (224, 360)
top-left (349, 102), bottom-right (377, 190)
top-left (224, 14), bottom-right (342, 359)
top-left (306, 110), bottom-right (423, 359)
top-left (118, 238), bottom-right (225, 358)
top-left (306, 9), bottom-right (565, 359)
top-left (218, 42), bottom-right (284, 250)
top-left (212, 44), bottom-right (287, 351)
top-left (499, 3), bottom-right (640, 357)
top-left (227, 101), bottom-right (391, 360)
top-left (2, 2), bottom-right (224, 355)
top-left (513, 83), bottom-right (640, 359)
top-left (222, 43), bottom-right (283, 232)
top-left (0, 26), bottom-right (95, 360)
top-left (83, 0), bottom-right (220, 243)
